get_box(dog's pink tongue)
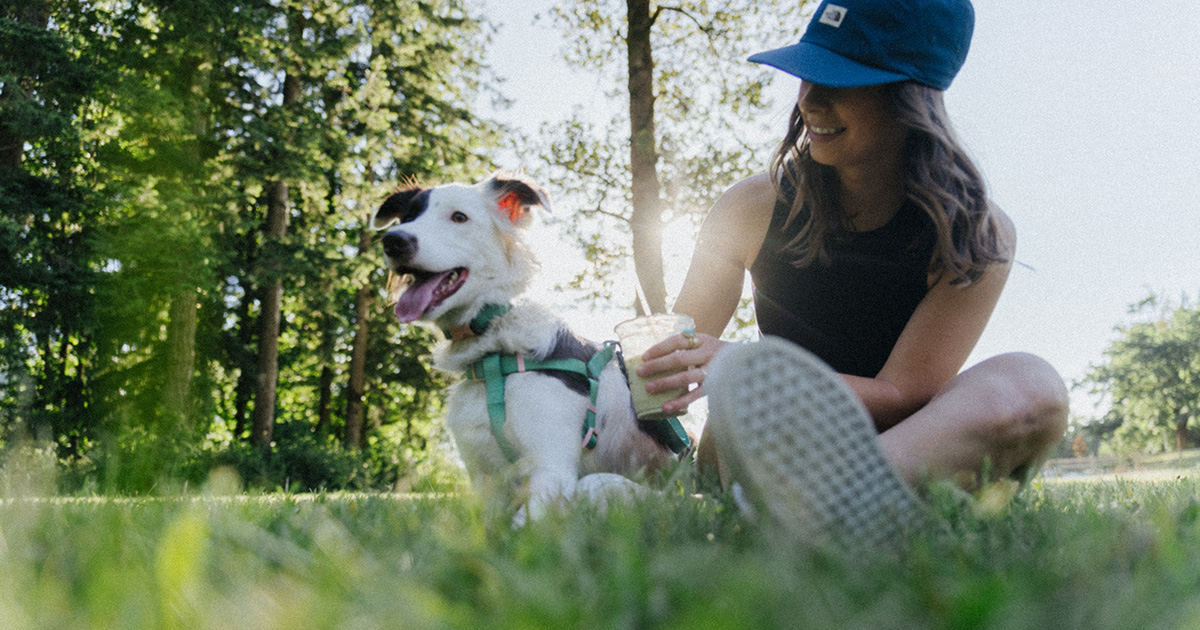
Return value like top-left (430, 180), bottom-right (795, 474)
top-left (393, 271), bottom-right (452, 322)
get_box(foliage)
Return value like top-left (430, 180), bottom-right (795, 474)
top-left (208, 421), bottom-right (466, 494)
top-left (0, 1), bottom-right (106, 455)
top-left (8, 474), bottom-right (1200, 627)
top-left (1078, 294), bottom-right (1200, 454)
top-left (40, 413), bottom-right (466, 496)
top-left (1, 0), bottom-right (502, 489)
top-left (533, 0), bottom-right (808, 309)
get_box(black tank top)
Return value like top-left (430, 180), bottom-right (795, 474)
top-left (749, 184), bottom-right (936, 378)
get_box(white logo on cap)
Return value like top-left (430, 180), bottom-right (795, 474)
top-left (819, 4), bottom-right (847, 27)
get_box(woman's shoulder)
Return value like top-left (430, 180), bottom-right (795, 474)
top-left (721, 173), bottom-right (778, 208)
top-left (709, 173), bottom-right (779, 225)
top-left (698, 173), bottom-right (780, 268)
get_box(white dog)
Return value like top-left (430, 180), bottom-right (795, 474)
top-left (371, 172), bottom-right (683, 520)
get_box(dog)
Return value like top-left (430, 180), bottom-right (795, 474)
top-left (371, 172), bottom-right (680, 520)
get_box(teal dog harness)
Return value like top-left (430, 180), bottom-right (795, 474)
top-left (453, 305), bottom-right (691, 464)
top-left (465, 343), bottom-right (616, 463)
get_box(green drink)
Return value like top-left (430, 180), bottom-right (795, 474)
top-left (615, 314), bottom-right (694, 421)
top-left (623, 354), bottom-right (687, 421)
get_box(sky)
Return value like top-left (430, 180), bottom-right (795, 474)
top-left (475, 0), bottom-right (1200, 419)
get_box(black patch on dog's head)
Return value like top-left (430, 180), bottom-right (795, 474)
top-left (372, 185), bottom-right (430, 229)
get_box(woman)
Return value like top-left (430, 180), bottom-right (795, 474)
top-left (636, 0), bottom-right (1069, 544)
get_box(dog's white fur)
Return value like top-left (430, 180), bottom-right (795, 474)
top-left (372, 173), bottom-right (674, 520)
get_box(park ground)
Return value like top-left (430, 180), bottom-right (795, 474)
top-left (5, 462), bottom-right (1200, 629)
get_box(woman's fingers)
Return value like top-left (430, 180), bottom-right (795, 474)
top-left (627, 332), bottom-right (724, 415)
top-left (646, 365), bottom-right (708, 393)
top-left (642, 332), bottom-right (697, 361)
top-left (637, 333), bottom-right (720, 377)
top-left (662, 383), bottom-right (706, 415)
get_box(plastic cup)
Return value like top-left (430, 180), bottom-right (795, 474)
top-left (615, 314), bottom-right (695, 421)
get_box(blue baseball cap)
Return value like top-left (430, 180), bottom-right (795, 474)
top-left (748, 0), bottom-right (974, 91)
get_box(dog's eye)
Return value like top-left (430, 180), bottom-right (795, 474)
top-left (451, 211), bottom-right (469, 223)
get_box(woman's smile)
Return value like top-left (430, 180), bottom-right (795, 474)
top-left (799, 82), bottom-right (906, 169)
top-left (807, 124), bottom-right (845, 138)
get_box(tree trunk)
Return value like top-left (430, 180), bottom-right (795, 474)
top-left (232, 285), bottom-right (254, 437)
top-left (344, 226), bottom-right (372, 450)
top-left (161, 55), bottom-right (209, 429)
top-left (251, 179), bottom-right (290, 449)
top-left (250, 11), bottom-right (305, 449)
top-left (163, 289), bottom-right (197, 425)
top-left (233, 370), bottom-right (252, 438)
top-left (1176, 420), bottom-right (1188, 451)
top-left (626, 0), bottom-right (667, 314)
top-left (314, 304), bottom-right (336, 436)
top-left (315, 356), bottom-right (334, 437)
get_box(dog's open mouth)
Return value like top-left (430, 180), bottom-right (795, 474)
top-left (392, 267), bottom-right (469, 322)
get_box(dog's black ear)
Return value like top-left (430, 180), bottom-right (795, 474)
top-left (371, 185), bottom-right (424, 229)
top-left (488, 172), bottom-right (551, 225)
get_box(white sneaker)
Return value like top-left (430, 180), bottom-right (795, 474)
top-left (705, 336), bottom-right (927, 547)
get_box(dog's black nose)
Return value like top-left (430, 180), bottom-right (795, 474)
top-left (381, 231), bottom-right (417, 262)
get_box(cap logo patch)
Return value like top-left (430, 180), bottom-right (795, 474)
top-left (819, 4), bottom-right (847, 27)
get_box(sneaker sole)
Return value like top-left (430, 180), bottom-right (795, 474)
top-left (706, 336), bottom-right (927, 547)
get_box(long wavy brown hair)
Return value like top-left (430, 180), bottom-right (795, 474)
top-left (769, 81), bottom-right (1007, 285)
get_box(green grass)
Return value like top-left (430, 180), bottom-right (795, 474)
top-left (4, 476), bottom-right (1200, 629)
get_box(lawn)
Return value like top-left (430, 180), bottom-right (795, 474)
top-left (4, 471), bottom-right (1200, 629)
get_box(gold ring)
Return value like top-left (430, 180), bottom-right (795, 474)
top-left (682, 329), bottom-right (699, 350)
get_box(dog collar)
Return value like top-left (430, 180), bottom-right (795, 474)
top-left (443, 303), bottom-right (512, 341)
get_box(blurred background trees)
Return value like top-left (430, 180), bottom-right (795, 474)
top-left (1074, 295), bottom-right (1200, 456)
top-left (1, 0), bottom-right (498, 492)
top-left (537, 0), bottom-right (804, 312)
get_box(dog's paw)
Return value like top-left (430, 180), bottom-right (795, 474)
top-left (573, 473), bottom-right (653, 511)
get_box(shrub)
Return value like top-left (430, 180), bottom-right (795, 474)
top-left (46, 419), bottom-right (465, 496)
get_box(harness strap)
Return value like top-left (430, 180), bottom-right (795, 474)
top-left (479, 354), bottom-right (520, 463)
top-left (468, 342), bottom-right (617, 463)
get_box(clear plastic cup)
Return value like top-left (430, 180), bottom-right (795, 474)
top-left (615, 314), bottom-right (695, 421)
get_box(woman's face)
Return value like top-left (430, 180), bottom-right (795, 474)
top-left (798, 82), bottom-right (909, 172)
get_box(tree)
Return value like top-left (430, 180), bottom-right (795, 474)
top-left (539, 0), bottom-right (807, 312)
top-left (249, 6), bottom-right (307, 450)
top-left (0, 0), bottom-right (103, 452)
top-left (1079, 295), bottom-right (1200, 453)
top-left (4, 0), bottom-right (499, 490)
top-left (79, 0), bottom-right (274, 462)
top-left (295, 0), bottom-right (500, 449)
top-left (170, 0), bottom-right (499, 452)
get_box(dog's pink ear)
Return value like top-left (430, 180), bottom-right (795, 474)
top-left (489, 173), bottom-right (550, 225)
top-left (497, 192), bottom-right (524, 223)
top-left (371, 186), bottom-right (423, 229)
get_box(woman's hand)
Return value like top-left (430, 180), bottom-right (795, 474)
top-left (628, 176), bottom-right (771, 417)
top-left (634, 330), bottom-right (726, 415)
